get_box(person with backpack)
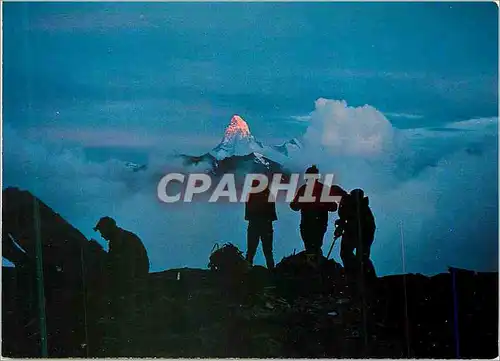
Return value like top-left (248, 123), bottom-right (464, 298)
top-left (245, 180), bottom-right (278, 269)
top-left (334, 188), bottom-right (376, 280)
top-left (290, 165), bottom-right (347, 260)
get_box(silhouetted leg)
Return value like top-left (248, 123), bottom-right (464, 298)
top-left (300, 225), bottom-right (312, 253)
top-left (315, 225), bottom-right (327, 257)
top-left (261, 222), bottom-right (275, 270)
top-left (307, 225), bottom-right (326, 264)
top-left (341, 235), bottom-right (357, 275)
top-left (360, 235), bottom-right (376, 280)
top-left (246, 222), bottom-right (260, 266)
top-left (363, 258), bottom-right (376, 281)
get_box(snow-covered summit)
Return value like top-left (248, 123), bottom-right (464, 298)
top-left (210, 115), bottom-right (266, 160)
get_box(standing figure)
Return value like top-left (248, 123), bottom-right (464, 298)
top-left (335, 189), bottom-right (376, 280)
top-left (245, 181), bottom-right (277, 269)
top-left (290, 165), bottom-right (347, 259)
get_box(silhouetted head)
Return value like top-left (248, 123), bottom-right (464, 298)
top-left (350, 188), bottom-right (369, 207)
top-left (304, 165), bottom-right (320, 185)
top-left (93, 216), bottom-right (117, 241)
top-left (305, 165), bottom-right (319, 174)
top-left (350, 188), bottom-right (364, 199)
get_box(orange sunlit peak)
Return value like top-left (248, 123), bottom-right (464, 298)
top-left (225, 115), bottom-right (251, 137)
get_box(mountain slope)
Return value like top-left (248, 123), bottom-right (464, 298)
top-left (272, 138), bottom-right (302, 157)
top-left (179, 152), bottom-right (290, 181)
top-left (124, 115), bottom-right (303, 173)
top-left (210, 115), bottom-right (266, 160)
top-left (178, 115), bottom-right (295, 177)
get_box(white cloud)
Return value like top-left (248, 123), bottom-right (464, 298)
top-left (303, 98), bottom-right (395, 156)
top-left (442, 116), bottom-right (498, 131)
top-left (385, 112), bottom-right (424, 119)
top-left (289, 115), bottom-right (311, 122)
top-left (2, 102), bottom-right (498, 276)
top-left (288, 98), bottom-right (498, 275)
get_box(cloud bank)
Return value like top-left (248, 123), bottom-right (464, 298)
top-left (303, 98), bottom-right (395, 156)
top-left (3, 99), bottom-right (498, 275)
top-left (289, 99), bottom-right (498, 275)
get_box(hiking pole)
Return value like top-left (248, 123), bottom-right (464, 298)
top-left (326, 235), bottom-right (340, 260)
top-left (327, 219), bottom-right (342, 260)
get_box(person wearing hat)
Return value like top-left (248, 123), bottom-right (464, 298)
top-left (290, 165), bottom-right (347, 259)
top-left (335, 188), bottom-right (376, 280)
top-left (93, 216), bottom-right (149, 287)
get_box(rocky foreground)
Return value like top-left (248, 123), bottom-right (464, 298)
top-left (2, 187), bottom-right (498, 358)
top-left (3, 260), bottom-right (498, 358)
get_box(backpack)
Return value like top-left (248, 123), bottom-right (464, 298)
top-left (208, 242), bottom-right (248, 273)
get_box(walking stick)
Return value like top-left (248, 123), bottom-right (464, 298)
top-left (327, 219), bottom-right (342, 260)
top-left (326, 235), bottom-right (340, 260)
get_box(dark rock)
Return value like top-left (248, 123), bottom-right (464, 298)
top-left (2, 189), bottom-right (498, 358)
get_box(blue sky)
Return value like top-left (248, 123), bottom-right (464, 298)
top-left (4, 3), bottom-right (497, 143)
top-left (3, 2), bottom-right (498, 274)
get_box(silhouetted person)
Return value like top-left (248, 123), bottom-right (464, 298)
top-left (93, 217), bottom-right (149, 290)
top-left (245, 180), bottom-right (277, 269)
top-left (335, 188), bottom-right (376, 280)
top-left (291, 165), bottom-right (347, 259)
top-left (93, 217), bottom-right (149, 343)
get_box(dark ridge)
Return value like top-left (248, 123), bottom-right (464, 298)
top-left (2, 188), bottom-right (498, 358)
top-left (178, 152), bottom-right (290, 180)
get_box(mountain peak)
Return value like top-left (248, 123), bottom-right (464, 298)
top-left (224, 115), bottom-right (251, 139)
top-left (208, 115), bottom-right (302, 161)
top-left (210, 115), bottom-right (264, 160)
